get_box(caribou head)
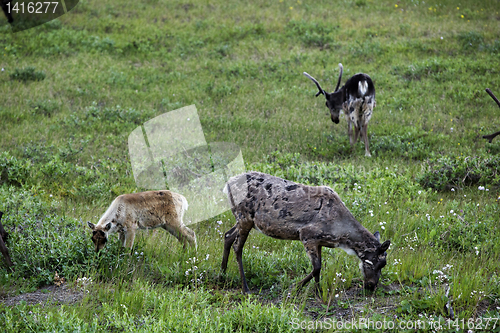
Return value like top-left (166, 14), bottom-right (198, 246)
top-left (303, 63), bottom-right (345, 124)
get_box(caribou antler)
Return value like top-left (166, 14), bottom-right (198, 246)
top-left (303, 72), bottom-right (326, 97)
top-left (334, 63), bottom-right (344, 92)
top-left (482, 88), bottom-right (500, 143)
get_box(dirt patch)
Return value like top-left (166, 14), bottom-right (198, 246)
top-left (253, 281), bottom-right (404, 320)
top-left (301, 283), bottom-right (403, 321)
top-left (0, 284), bottom-right (84, 307)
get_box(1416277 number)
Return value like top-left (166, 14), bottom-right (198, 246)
top-left (6, 2), bottom-right (59, 14)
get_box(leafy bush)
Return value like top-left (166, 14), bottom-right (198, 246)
top-left (29, 99), bottom-right (60, 117)
top-left (418, 155), bottom-right (500, 191)
top-left (0, 152), bottom-right (32, 187)
top-left (0, 188), bottom-right (96, 287)
top-left (486, 40), bottom-right (500, 55)
top-left (9, 67), bottom-right (46, 82)
top-left (457, 31), bottom-right (484, 51)
top-left (0, 145), bottom-right (125, 201)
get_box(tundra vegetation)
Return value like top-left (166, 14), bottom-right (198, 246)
top-left (0, 0), bottom-right (499, 331)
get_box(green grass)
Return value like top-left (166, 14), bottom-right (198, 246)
top-left (1, 0), bottom-right (500, 331)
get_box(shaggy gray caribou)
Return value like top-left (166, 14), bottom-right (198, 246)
top-left (304, 64), bottom-right (376, 157)
top-left (88, 191), bottom-right (197, 252)
top-left (221, 172), bottom-right (390, 293)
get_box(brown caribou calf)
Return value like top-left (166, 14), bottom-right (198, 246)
top-left (221, 172), bottom-right (390, 293)
top-left (88, 191), bottom-right (197, 252)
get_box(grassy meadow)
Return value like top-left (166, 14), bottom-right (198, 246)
top-left (1, 0), bottom-right (500, 331)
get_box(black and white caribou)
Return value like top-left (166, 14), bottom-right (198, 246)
top-left (304, 64), bottom-right (376, 157)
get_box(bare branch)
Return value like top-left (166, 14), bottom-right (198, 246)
top-left (482, 89), bottom-right (500, 143)
top-left (483, 131), bottom-right (500, 143)
top-left (486, 88), bottom-right (500, 109)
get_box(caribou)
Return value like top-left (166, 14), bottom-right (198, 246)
top-left (88, 191), bottom-right (197, 252)
top-left (221, 171), bottom-right (390, 293)
top-left (304, 64), bottom-right (376, 157)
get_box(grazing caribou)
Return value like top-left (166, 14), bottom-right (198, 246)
top-left (88, 191), bottom-right (197, 252)
top-left (482, 88), bottom-right (500, 143)
top-left (304, 64), bottom-right (376, 157)
top-left (221, 172), bottom-right (390, 293)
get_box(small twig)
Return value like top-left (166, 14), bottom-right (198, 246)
top-left (456, 214), bottom-right (469, 226)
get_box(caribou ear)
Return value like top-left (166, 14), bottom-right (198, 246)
top-left (373, 231), bottom-right (380, 242)
top-left (380, 240), bottom-right (391, 253)
top-left (87, 221), bottom-right (95, 230)
top-left (104, 222), bottom-right (112, 231)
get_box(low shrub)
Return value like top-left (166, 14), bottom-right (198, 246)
top-left (0, 188), bottom-right (95, 288)
top-left (9, 67), bottom-right (46, 82)
top-left (417, 155), bottom-right (500, 191)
